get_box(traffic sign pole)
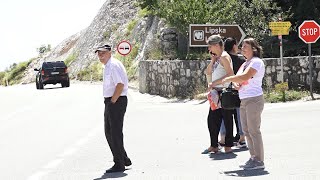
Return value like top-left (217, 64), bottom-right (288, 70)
top-left (308, 43), bottom-right (315, 100)
top-left (298, 20), bottom-right (320, 100)
top-left (278, 16), bottom-right (284, 83)
top-left (279, 35), bottom-right (284, 82)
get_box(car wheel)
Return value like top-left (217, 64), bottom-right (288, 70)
top-left (39, 80), bottom-right (44, 89)
top-left (36, 81), bottom-right (39, 89)
top-left (66, 80), bottom-right (70, 87)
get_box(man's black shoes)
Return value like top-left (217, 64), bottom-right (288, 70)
top-left (105, 158), bottom-right (131, 173)
top-left (125, 157), bottom-right (132, 166)
top-left (105, 164), bottom-right (125, 173)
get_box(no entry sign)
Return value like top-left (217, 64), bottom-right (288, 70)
top-left (298, 20), bottom-right (320, 44)
top-left (117, 41), bottom-right (132, 56)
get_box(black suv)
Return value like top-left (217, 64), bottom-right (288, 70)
top-left (34, 61), bottom-right (70, 89)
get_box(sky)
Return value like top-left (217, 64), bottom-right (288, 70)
top-left (0, 0), bottom-right (106, 71)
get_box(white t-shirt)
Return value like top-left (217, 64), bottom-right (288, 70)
top-left (237, 57), bottom-right (265, 99)
top-left (103, 57), bottom-right (128, 97)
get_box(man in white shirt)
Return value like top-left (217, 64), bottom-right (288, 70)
top-left (95, 44), bottom-right (131, 173)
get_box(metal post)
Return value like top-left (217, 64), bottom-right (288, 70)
top-left (308, 43), bottom-right (315, 100)
top-left (279, 36), bottom-right (284, 82)
top-left (278, 15), bottom-right (284, 83)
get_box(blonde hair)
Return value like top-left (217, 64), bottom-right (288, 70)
top-left (243, 38), bottom-right (263, 58)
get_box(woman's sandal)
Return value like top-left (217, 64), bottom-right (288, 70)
top-left (201, 147), bottom-right (219, 154)
top-left (224, 147), bottom-right (233, 153)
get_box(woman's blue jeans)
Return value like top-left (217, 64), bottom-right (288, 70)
top-left (220, 107), bottom-right (243, 136)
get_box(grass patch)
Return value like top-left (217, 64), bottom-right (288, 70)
top-left (185, 51), bottom-right (210, 60)
top-left (193, 84), bottom-right (208, 100)
top-left (0, 59), bottom-right (32, 85)
top-left (192, 84), bottom-right (308, 103)
top-left (148, 47), bottom-right (163, 60)
top-left (64, 52), bottom-right (78, 66)
top-left (138, 8), bottom-right (150, 18)
top-left (103, 31), bottom-right (111, 39)
top-left (264, 90), bottom-right (309, 103)
top-left (0, 71), bottom-right (6, 86)
top-left (125, 19), bottom-right (138, 36)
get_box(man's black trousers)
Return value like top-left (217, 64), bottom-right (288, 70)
top-left (104, 96), bottom-right (128, 166)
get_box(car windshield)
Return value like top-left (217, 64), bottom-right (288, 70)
top-left (42, 62), bottom-right (66, 69)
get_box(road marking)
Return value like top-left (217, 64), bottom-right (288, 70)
top-left (26, 171), bottom-right (49, 180)
top-left (43, 158), bottom-right (64, 169)
top-left (26, 126), bottom-right (101, 179)
top-left (59, 147), bottom-right (77, 157)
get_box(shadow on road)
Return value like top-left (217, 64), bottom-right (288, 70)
top-left (93, 171), bottom-right (128, 180)
top-left (232, 147), bottom-right (249, 153)
top-left (221, 169), bottom-right (269, 177)
top-left (210, 152), bottom-right (237, 160)
top-left (39, 86), bottom-right (64, 90)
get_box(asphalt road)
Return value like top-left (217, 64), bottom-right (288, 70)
top-left (0, 83), bottom-right (319, 180)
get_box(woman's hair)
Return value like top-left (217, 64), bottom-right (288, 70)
top-left (243, 38), bottom-right (263, 58)
top-left (224, 37), bottom-right (237, 52)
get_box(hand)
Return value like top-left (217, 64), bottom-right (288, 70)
top-left (233, 83), bottom-right (241, 90)
top-left (222, 78), bottom-right (228, 84)
top-left (111, 98), bottom-right (117, 104)
top-left (210, 52), bottom-right (217, 62)
top-left (207, 83), bottom-right (212, 92)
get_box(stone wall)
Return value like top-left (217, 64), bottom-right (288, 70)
top-left (139, 56), bottom-right (320, 97)
top-left (139, 60), bottom-right (208, 98)
top-left (264, 56), bottom-right (320, 91)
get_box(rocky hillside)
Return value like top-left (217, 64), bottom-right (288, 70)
top-left (22, 0), bottom-right (178, 83)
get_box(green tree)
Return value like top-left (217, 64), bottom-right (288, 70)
top-left (270, 0), bottom-right (320, 56)
top-left (139, 0), bottom-right (282, 39)
top-left (37, 44), bottom-right (52, 56)
top-left (136, 0), bottom-right (160, 14)
top-left (37, 44), bottom-right (47, 56)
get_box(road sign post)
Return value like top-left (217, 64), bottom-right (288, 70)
top-left (269, 21), bottom-right (291, 82)
top-left (298, 20), bottom-right (320, 100)
top-left (189, 24), bottom-right (246, 47)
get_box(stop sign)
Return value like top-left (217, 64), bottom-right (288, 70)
top-left (298, 20), bottom-right (320, 43)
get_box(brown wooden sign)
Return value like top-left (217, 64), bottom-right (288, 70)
top-left (189, 24), bottom-right (246, 47)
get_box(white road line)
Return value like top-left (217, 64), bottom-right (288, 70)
top-left (43, 158), bottom-right (64, 169)
top-left (26, 126), bottom-right (101, 179)
top-left (26, 171), bottom-right (49, 180)
top-left (74, 136), bottom-right (90, 147)
top-left (59, 147), bottom-right (77, 157)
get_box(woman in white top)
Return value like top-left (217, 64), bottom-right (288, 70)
top-left (202, 35), bottom-right (234, 154)
top-left (223, 38), bottom-right (265, 170)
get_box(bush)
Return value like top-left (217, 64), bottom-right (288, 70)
top-left (1, 60), bottom-right (32, 85)
top-left (274, 82), bottom-right (289, 102)
top-left (0, 72), bottom-right (6, 86)
top-left (126, 19), bottom-right (138, 36)
top-left (64, 52), bottom-right (78, 66)
top-left (77, 61), bottom-right (103, 81)
top-left (138, 8), bottom-right (150, 18)
top-left (264, 90), bottom-right (308, 103)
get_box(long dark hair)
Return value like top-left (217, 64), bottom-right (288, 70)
top-left (243, 38), bottom-right (263, 58)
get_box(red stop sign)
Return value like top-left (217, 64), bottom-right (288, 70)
top-left (298, 20), bottom-right (320, 43)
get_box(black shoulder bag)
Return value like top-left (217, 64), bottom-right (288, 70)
top-left (220, 83), bottom-right (241, 109)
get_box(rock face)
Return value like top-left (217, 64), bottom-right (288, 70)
top-left (21, 0), bottom-right (175, 83)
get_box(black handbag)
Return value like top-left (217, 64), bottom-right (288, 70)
top-left (220, 83), bottom-right (241, 109)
